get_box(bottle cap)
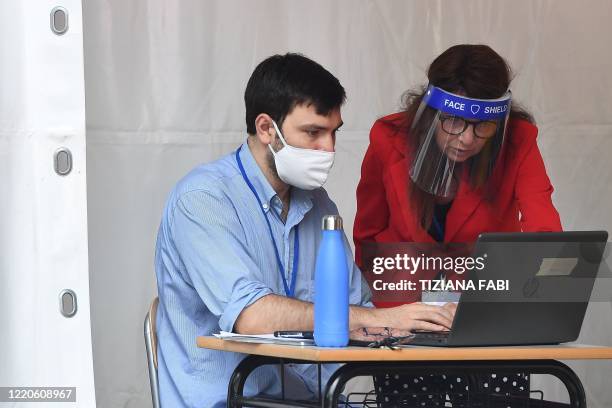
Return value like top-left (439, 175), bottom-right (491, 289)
top-left (321, 215), bottom-right (343, 231)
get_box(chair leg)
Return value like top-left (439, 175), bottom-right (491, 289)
top-left (144, 314), bottom-right (161, 408)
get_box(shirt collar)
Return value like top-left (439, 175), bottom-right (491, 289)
top-left (291, 187), bottom-right (314, 217)
top-left (237, 141), bottom-right (277, 212)
top-left (237, 141), bottom-right (314, 215)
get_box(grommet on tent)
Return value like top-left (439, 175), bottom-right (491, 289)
top-left (54, 147), bottom-right (72, 176)
top-left (59, 289), bottom-right (77, 318)
top-left (50, 6), bottom-right (69, 35)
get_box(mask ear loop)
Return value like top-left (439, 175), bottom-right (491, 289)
top-left (270, 120), bottom-right (289, 149)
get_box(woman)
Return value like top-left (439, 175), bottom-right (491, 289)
top-left (354, 44), bottom-right (562, 406)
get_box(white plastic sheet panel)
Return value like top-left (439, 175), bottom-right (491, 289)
top-left (82, 1), bottom-right (612, 406)
top-left (0, 0), bottom-right (96, 407)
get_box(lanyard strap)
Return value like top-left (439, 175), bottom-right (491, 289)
top-left (235, 146), bottom-right (299, 297)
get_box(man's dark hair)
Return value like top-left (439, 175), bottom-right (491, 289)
top-left (245, 53), bottom-right (346, 135)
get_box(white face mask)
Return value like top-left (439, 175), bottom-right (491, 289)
top-left (267, 120), bottom-right (335, 190)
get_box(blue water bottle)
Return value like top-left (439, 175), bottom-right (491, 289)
top-left (314, 215), bottom-right (349, 347)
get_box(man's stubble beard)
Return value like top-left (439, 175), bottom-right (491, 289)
top-left (266, 136), bottom-right (283, 181)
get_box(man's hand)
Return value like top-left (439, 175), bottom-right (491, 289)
top-left (350, 301), bottom-right (457, 332)
top-left (235, 294), bottom-right (458, 335)
top-left (442, 301), bottom-right (457, 317)
top-left (376, 302), bottom-right (456, 331)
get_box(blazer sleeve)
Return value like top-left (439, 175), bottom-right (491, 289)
top-left (514, 133), bottom-right (563, 232)
top-left (353, 120), bottom-right (391, 267)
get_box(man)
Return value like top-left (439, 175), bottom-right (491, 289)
top-left (155, 53), bottom-right (454, 407)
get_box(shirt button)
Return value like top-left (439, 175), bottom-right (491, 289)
top-left (262, 203), bottom-right (269, 210)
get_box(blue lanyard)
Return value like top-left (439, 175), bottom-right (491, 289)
top-left (235, 146), bottom-right (299, 297)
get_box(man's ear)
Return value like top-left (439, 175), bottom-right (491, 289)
top-left (254, 114), bottom-right (275, 145)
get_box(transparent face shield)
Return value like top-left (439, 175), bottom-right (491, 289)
top-left (409, 85), bottom-right (512, 198)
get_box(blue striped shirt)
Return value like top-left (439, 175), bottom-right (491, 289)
top-left (155, 141), bottom-right (371, 407)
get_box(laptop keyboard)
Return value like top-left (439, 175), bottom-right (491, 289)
top-left (411, 331), bottom-right (451, 344)
top-left (413, 331), bottom-right (450, 339)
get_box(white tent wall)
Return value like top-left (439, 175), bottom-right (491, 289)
top-left (82, 1), bottom-right (612, 407)
top-left (0, 0), bottom-right (96, 407)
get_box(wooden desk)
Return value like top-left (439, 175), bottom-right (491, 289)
top-left (198, 337), bottom-right (612, 361)
top-left (198, 337), bottom-right (612, 408)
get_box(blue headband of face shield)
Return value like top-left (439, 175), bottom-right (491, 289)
top-left (424, 85), bottom-right (512, 121)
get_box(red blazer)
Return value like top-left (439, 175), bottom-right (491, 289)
top-left (354, 112), bottom-right (562, 305)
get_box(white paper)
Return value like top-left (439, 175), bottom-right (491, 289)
top-left (214, 331), bottom-right (315, 345)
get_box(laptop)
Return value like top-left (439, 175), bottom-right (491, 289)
top-left (408, 231), bottom-right (608, 347)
